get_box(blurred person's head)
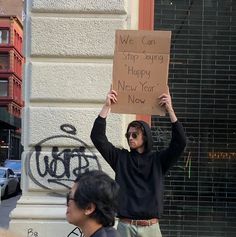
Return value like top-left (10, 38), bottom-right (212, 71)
top-left (66, 170), bottom-right (119, 234)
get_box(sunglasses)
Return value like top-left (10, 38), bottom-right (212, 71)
top-left (66, 192), bottom-right (75, 205)
top-left (125, 132), bottom-right (139, 139)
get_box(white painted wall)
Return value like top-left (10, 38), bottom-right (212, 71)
top-left (9, 0), bottom-right (139, 236)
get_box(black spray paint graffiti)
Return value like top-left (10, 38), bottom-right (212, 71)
top-left (26, 124), bottom-right (101, 190)
top-left (67, 227), bottom-right (84, 237)
top-left (26, 227), bottom-right (84, 237)
top-left (152, 126), bottom-right (171, 150)
top-left (27, 228), bottom-right (38, 237)
top-left (152, 126), bottom-right (196, 179)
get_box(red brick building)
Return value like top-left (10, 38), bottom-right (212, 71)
top-left (0, 16), bottom-right (23, 163)
top-left (0, 0), bottom-right (24, 21)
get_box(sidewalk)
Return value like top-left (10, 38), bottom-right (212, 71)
top-left (0, 194), bottom-right (21, 229)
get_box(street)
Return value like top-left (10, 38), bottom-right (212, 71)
top-left (0, 194), bottom-right (21, 228)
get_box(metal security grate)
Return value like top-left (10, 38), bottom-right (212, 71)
top-left (152, 0), bottom-right (236, 236)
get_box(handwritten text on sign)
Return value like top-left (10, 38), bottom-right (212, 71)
top-left (112, 30), bottom-right (171, 115)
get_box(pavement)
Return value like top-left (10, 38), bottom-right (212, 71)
top-left (0, 194), bottom-right (21, 229)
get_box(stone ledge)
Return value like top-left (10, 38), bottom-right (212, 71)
top-left (31, 0), bottom-right (127, 14)
top-left (30, 17), bottom-right (127, 57)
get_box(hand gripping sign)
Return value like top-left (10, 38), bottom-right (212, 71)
top-left (111, 30), bottom-right (171, 116)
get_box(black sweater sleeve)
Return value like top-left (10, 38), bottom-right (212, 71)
top-left (90, 116), bottom-right (120, 170)
top-left (159, 120), bottom-right (187, 173)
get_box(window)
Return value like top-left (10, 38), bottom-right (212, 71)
top-left (0, 80), bottom-right (8, 96)
top-left (0, 54), bottom-right (9, 70)
top-left (0, 29), bottom-right (9, 44)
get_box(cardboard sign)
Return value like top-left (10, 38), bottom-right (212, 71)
top-left (111, 30), bottom-right (171, 115)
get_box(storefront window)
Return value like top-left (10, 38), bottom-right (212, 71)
top-left (153, 0), bottom-right (236, 236)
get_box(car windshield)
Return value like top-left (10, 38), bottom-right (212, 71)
top-left (0, 169), bottom-right (6, 178)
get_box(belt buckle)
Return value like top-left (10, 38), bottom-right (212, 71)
top-left (144, 220), bottom-right (151, 226)
top-left (131, 219), bottom-right (138, 226)
top-left (131, 219), bottom-right (151, 226)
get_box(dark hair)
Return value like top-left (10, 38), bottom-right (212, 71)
top-left (73, 170), bottom-right (119, 227)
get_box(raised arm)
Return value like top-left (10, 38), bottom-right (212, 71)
top-left (99, 89), bottom-right (117, 118)
top-left (159, 90), bottom-right (177, 123)
top-left (158, 90), bottom-right (186, 172)
top-left (90, 89), bottom-right (120, 170)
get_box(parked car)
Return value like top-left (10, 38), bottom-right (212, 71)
top-left (4, 159), bottom-right (22, 182)
top-left (0, 167), bottom-right (21, 198)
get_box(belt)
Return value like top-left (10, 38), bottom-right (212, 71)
top-left (119, 218), bottom-right (158, 226)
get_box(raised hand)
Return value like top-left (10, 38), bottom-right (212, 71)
top-left (159, 90), bottom-right (177, 122)
top-left (99, 89), bottom-right (118, 118)
top-left (105, 89), bottom-right (118, 107)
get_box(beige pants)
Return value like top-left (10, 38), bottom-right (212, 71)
top-left (117, 221), bottom-right (162, 237)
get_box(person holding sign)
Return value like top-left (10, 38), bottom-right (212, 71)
top-left (90, 89), bottom-right (186, 237)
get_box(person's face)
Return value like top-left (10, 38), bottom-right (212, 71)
top-left (66, 183), bottom-right (87, 227)
top-left (126, 126), bottom-right (145, 153)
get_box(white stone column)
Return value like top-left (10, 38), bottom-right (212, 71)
top-left (9, 0), bottom-right (138, 237)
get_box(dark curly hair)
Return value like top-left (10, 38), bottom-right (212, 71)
top-left (73, 170), bottom-right (119, 227)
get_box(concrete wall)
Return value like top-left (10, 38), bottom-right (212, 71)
top-left (9, 0), bottom-right (138, 237)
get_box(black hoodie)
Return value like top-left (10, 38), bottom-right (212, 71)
top-left (90, 116), bottom-right (186, 219)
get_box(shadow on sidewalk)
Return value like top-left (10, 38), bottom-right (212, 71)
top-left (0, 193), bottom-right (22, 228)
